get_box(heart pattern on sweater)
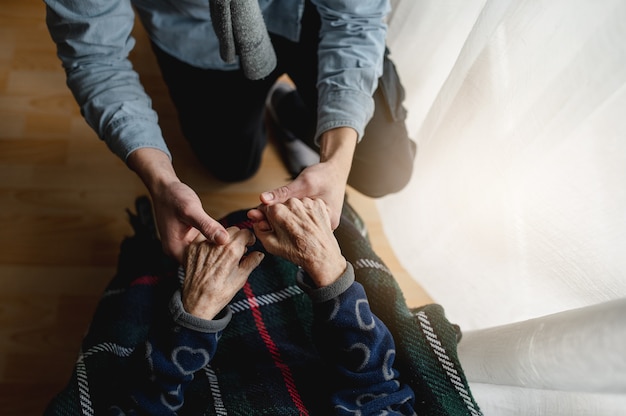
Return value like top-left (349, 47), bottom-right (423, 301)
top-left (172, 346), bottom-right (210, 375)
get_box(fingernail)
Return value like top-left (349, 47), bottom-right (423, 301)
top-left (262, 192), bottom-right (274, 202)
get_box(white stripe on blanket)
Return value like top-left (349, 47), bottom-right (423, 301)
top-left (416, 311), bottom-right (482, 416)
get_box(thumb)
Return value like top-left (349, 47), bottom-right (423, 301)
top-left (261, 181), bottom-right (304, 205)
top-left (184, 205), bottom-right (230, 245)
top-left (240, 251), bottom-right (265, 273)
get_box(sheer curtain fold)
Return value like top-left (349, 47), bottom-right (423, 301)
top-left (382, 1), bottom-right (626, 414)
top-left (383, 0), bottom-right (626, 328)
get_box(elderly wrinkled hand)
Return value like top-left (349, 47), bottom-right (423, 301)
top-left (248, 198), bottom-right (346, 287)
top-left (181, 227), bottom-right (264, 320)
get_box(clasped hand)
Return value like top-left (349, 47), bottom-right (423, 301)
top-left (181, 198), bottom-right (347, 320)
top-left (146, 128), bottom-right (355, 265)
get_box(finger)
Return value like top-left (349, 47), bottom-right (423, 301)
top-left (252, 222), bottom-right (279, 252)
top-left (310, 198), bottom-right (332, 227)
top-left (263, 202), bottom-right (295, 229)
top-left (247, 207), bottom-right (273, 232)
top-left (284, 196), bottom-right (305, 209)
top-left (230, 227), bottom-right (256, 248)
top-left (184, 205), bottom-right (230, 245)
top-left (261, 181), bottom-right (305, 205)
top-left (184, 240), bottom-right (198, 271)
top-left (239, 251), bottom-right (265, 273)
top-left (252, 219), bottom-right (274, 238)
top-left (185, 239), bottom-right (209, 273)
top-left (246, 206), bottom-right (266, 222)
top-left (192, 232), bottom-right (207, 244)
top-left (252, 219), bottom-right (272, 232)
top-left (225, 226), bottom-right (242, 238)
top-left (247, 208), bottom-right (271, 232)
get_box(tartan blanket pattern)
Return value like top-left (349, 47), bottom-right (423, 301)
top-left (333, 206), bottom-right (482, 416)
top-left (44, 200), bottom-right (482, 416)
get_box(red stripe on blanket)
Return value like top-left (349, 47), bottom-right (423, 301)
top-left (243, 282), bottom-right (309, 415)
top-left (130, 275), bottom-right (160, 286)
top-left (236, 219), bottom-right (254, 229)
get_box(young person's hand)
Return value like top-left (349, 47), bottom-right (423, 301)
top-left (259, 127), bottom-right (357, 230)
top-left (128, 148), bottom-right (230, 263)
top-left (151, 181), bottom-right (230, 262)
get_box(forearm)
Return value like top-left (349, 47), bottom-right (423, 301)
top-left (127, 148), bottom-right (180, 194)
top-left (306, 273), bottom-right (416, 415)
top-left (315, 127), bottom-right (357, 204)
top-left (319, 127), bottom-right (357, 166)
top-left (129, 291), bottom-right (231, 414)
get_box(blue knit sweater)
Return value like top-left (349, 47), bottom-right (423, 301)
top-left (117, 262), bottom-right (415, 415)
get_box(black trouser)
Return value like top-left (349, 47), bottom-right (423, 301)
top-left (151, 0), bottom-right (416, 196)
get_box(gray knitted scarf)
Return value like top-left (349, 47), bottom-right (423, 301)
top-left (209, 0), bottom-right (277, 80)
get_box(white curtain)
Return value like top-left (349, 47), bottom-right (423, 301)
top-left (381, 1), bottom-right (626, 414)
top-left (382, 0), bottom-right (626, 329)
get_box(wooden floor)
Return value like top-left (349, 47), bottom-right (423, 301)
top-left (0, 1), bottom-right (432, 414)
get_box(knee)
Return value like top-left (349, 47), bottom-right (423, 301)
top-left (349, 162), bottom-right (414, 198)
top-left (187, 130), bottom-right (267, 183)
top-left (195, 151), bottom-right (262, 183)
top-left (212, 164), bottom-right (260, 182)
top-left (348, 138), bottom-right (417, 197)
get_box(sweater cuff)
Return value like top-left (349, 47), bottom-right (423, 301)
top-left (169, 290), bottom-right (232, 333)
top-left (296, 262), bottom-right (355, 303)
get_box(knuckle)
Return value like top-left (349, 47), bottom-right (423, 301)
top-left (223, 242), bottom-right (244, 261)
top-left (275, 186), bottom-right (290, 199)
top-left (284, 197), bottom-right (299, 208)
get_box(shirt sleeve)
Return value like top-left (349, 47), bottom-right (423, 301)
top-left (44, 0), bottom-right (171, 163)
top-left (311, 0), bottom-right (391, 143)
top-left (298, 263), bottom-right (417, 415)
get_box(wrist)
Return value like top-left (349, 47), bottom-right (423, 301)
top-left (297, 262), bottom-right (355, 303)
top-left (170, 290), bottom-right (232, 333)
top-left (186, 302), bottom-right (223, 322)
top-left (127, 147), bottom-right (180, 193)
top-left (305, 255), bottom-right (347, 287)
top-left (318, 127), bottom-right (357, 174)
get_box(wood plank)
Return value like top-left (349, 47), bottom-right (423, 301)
top-left (0, 382), bottom-right (66, 416)
top-left (0, 266), bottom-right (115, 296)
top-left (0, 139), bottom-right (68, 165)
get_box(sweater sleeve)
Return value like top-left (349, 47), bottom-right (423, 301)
top-left (113, 290), bottom-right (231, 415)
top-left (299, 264), bottom-right (416, 415)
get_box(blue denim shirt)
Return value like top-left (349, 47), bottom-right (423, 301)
top-left (45, 0), bottom-right (390, 162)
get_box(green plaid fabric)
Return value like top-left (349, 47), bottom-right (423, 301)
top-left (45, 198), bottom-right (482, 416)
top-left (335, 204), bottom-right (482, 416)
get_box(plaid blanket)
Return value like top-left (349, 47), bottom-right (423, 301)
top-left (44, 197), bottom-right (482, 416)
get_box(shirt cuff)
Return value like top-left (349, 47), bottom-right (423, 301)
top-left (315, 88), bottom-right (374, 145)
top-left (104, 110), bottom-right (172, 163)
